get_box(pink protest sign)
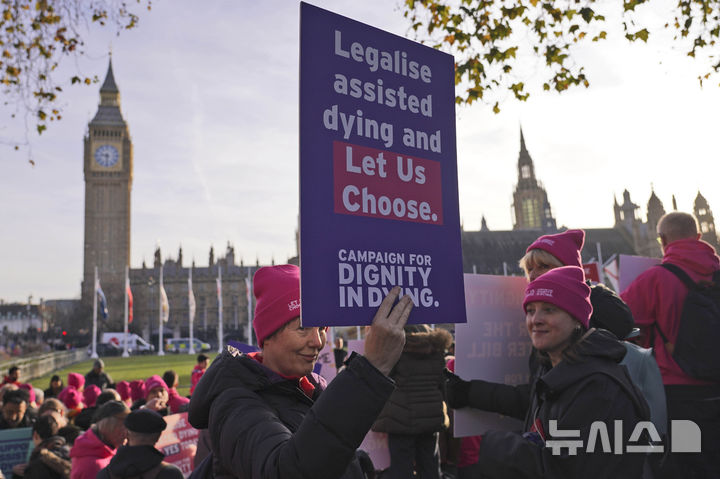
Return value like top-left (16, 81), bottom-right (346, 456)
top-left (156, 413), bottom-right (199, 477)
top-left (454, 274), bottom-right (531, 437)
top-left (619, 254), bottom-right (661, 292)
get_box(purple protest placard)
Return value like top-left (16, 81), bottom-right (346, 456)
top-left (299, 2), bottom-right (465, 327)
top-left (619, 254), bottom-right (661, 292)
top-left (454, 274), bottom-right (530, 437)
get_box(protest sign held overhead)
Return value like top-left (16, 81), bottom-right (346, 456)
top-left (299, 2), bottom-right (465, 326)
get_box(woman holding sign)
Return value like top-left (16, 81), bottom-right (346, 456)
top-left (446, 266), bottom-right (650, 479)
top-left (188, 264), bottom-right (412, 479)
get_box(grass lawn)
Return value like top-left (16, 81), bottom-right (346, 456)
top-left (28, 353), bottom-right (217, 397)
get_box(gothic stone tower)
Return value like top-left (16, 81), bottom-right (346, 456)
top-left (694, 191), bottom-right (719, 249)
top-left (512, 128), bottom-right (556, 232)
top-left (81, 60), bottom-right (133, 326)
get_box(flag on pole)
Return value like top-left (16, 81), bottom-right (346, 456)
top-left (126, 276), bottom-right (134, 324)
top-left (603, 254), bottom-right (620, 292)
top-left (96, 278), bottom-right (108, 320)
top-left (188, 274), bottom-right (196, 323)
top-left (160, 284), bottom-right (170, 323)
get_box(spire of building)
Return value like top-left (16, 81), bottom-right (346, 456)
top-left (480, 215), bottom-right (489, 231)
top-left (672, 194), bottom-right (678, 211)
top-left (647, 186), bottom-right (665, 235)
top-left (100, 58), bottom-right (119, 94)
top-left (92, 56), bottom-right (125, 125)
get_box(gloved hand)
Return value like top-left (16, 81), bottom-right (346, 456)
top-left (444, 368), bottom-right (471, 409)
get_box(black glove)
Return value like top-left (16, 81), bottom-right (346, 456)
top-left (444, 368), bottom-right (470, 409)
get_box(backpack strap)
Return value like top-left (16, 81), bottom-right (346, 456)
top-left (659, 263), bottom-right (700, 291)
top-left (650, 263), bottom-right (698, 355)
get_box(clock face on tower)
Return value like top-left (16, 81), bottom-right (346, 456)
top-left (94, 144), bottom-right (119, 167)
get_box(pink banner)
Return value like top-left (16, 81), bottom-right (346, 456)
top-left (156, 413), bottom-right (199, 477)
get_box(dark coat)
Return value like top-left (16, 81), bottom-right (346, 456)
top-left (84, 371), bottom-right (113, 390)
top-left (467, 329), bottom-right (650, 479)
top-left (188, 346), bottom-right (395, 479)
top-left (372, 328), bottom-right (452, 435)
top-left (96, 445), bottom-right (183, 479)
top-left (24, 436), bottom-right (71, 479)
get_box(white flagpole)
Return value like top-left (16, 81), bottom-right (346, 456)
top-left (158, 265), bottom-right (165, 356)
top-left (247, 266), bottom-right (253, 346)
top-left (217, 266), bottom-right (224, 353)
top-left (596, 241), bottom-right (605, 284)
top-left (122, 265), bottom-right (130, 357)
top-left (91, 266), bottom-right (99, 359)
top-left (189, 268), bottom-right (196, 354)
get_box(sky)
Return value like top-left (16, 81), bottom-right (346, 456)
top-left (1, 0), bottom-right (719, 304)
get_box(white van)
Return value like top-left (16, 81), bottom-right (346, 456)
top-left (101, 332), bottom-right (155, 354)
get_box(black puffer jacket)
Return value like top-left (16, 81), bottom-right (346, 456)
top-left (372, 327), bottom-right (452, 435)
top-left (97, 445), bottom-right (183, 479)
top-left (467, 329), bottom-right (650, 479)
top-left (188, 346), bottom-right (395, 479)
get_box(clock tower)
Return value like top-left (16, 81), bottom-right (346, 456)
top-left (81, 59), bottom-right (133, 326)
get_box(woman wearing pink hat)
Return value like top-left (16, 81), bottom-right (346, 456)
top-left (519, 229), bottom-right (666, 438)
top-left (446, 266), bottom-right (650, 478)
top-left (130, 375), bottom-right (170, 416)
top-left (188, 264), bottom-right (411, 479)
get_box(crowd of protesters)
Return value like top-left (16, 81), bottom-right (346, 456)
top-left (0, 355), bottom-right (206, 479)
top-left (1, 211), bottom-right (718, 479)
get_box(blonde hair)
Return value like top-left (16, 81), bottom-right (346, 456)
top-left (518, 249), bottom-right (564, 280)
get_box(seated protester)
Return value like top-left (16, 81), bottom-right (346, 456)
top-left (97, 409), bottom-right (183, 479)
top-left (33, 388), bottom-right (44, 408)
top-left (23, 414), bottom-right (72, 479)
top-left (38, 398), bottom-right (80, 446)
top-left (69, 401), bottom-right (129, 479)
top-left (67, 373), bottom-right (85, 394)
top-left (162, 370), bottom-right (189, 414)
top-left (0, 384), bottom-right (18, 404)
top-left (74, 388), bottom-right (121, 431)
top-left (129, 380), bottom-right (145, 404)
top-left (44, 375), bottom-right (64, 400)
top-left (131, 376), bottom-right (169, 416)
top-left (0, 388), bottom-right (35, 429)
top-left (115, 381), bottom-right (132, 407)
top-left (18, 384), bottom-right (38, 409)
top-left (190, 354), bottom-right (209, 396)
top-left (57, 387), bottom-right (83, 423)
top-left (188, 264), bottom-right (411, 479)
top-left (84, 360), bottom-right (113, 390)
top-left (39, 399), bottom-right (68, 428)
top-left (82, 385), bottom-right (101, 409)
top-left (445, 267), bottom-right (650, 479)
top-left (2, 366), bottom-right (21, 386)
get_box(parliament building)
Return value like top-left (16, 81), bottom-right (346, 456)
top-left (71, 61), bottom-right (719, 342)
